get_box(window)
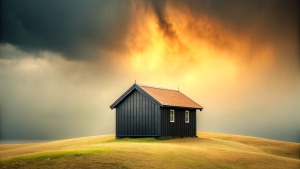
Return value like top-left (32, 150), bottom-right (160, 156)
top-left (185, 110), bottom-right (189, 123)
top-left (170, 109), bottom-right (175, 122)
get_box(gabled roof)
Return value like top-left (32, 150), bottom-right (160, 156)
top-left (110, 84), bottom-right (203, 110)
top-left (138, 84), bottom-right (203, 109)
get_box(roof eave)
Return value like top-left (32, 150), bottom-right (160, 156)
top-left (162, 105), bottom-right (203, 110)
top-left (178, 91), bottom-right (203, 111)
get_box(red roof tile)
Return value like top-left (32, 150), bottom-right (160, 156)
top-left (139, 85), bottom-right (202, 109)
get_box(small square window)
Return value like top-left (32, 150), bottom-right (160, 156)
top-left (185, 110), bottom-right (189, 123)
top-left (170, 110), bottom-right (175, 122)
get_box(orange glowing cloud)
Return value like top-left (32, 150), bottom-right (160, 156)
top-left (115, 1), bottom-right (275, 91)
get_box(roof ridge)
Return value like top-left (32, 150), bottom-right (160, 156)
top-left (137, 84), bottom-right (178, 92)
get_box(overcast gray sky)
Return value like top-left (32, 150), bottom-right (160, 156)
top-left (1, 0), bottom-right (299, 143)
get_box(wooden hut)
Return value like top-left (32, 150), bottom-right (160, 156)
top-left (110, 84), bottom-right (203, 138)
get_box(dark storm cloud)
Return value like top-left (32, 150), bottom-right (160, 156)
top-left (1, 0), bottom-right (298, 60)
top-left (150, 0), bottom-right (298, 43)
top-left (1, 0), bottom-right (133, 59)
top-left (148, 0), bottom-right (178, 39)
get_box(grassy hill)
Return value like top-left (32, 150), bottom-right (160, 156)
top-left (0, 132), bottom-right (299, 169)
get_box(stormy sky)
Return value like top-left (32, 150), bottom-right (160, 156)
top-left (1, 0), bottom-right (299, 143)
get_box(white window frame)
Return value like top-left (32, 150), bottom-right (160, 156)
top-left (170, 109), bottom-right (175, 122)
top-left (185, 110), bottom-right (189, 123)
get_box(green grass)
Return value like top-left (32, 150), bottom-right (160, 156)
top-left (107, 137), bottom-right (158, 143)
top-left (158, 136), bottom-right (181, 140)
top-left (1, 148), bottom-right (111, 164)
top-left (106, 136), bottom-right (183, 142)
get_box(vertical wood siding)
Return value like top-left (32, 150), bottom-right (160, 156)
top-left (161, 108), bottom-right (196, 137)
top-left (116, 89), bottom-right (160, 136)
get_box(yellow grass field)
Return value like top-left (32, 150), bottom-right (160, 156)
top-left (0, 132), bottom-right (299, 169)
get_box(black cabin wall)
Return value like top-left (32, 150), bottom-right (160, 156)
top-left (161, 108), bottom-right (196, 137)
top-left (116, 89), bottom-right (161, 137)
